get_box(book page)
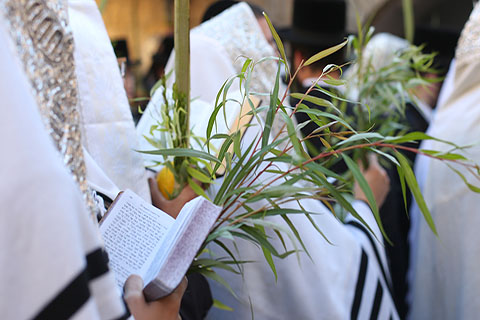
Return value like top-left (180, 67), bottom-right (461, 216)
top-left (142, 196), bottom-right (222, 300)
top-left (142, 196), bottom-right (197, 285)
top-left (100, 189), bottom-right (175, 290)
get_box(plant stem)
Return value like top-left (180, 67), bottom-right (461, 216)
top-left (174, 0), bottom-right (190, 148)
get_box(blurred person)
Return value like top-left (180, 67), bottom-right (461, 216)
top-left (281, 0), bottom-right (351, 168)
top-left (68, 1), bottom-right (214, 319)
top-left (408, 3), bottom-right (480, 319)
top-left (413, 25), bottom-right (460, 110)
top-left (143, 35), bottom-right (175, 92)
top-left (0, 1), bottom-right (186, 318)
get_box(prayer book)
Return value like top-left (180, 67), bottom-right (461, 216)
top-left (99, 189), bottom-right (221, 300)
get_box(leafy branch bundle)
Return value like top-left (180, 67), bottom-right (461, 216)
top-left (140, 16), bottom-right (480, 298)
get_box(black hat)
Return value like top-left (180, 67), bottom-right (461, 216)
top-left (112, 39), bottom-right (140, 66)
top-left (414, 25), bottom-right (460, 72)
top-left (202, 1), bottom-right (239, 22)
top-left (279, 0), bottom-right (346, 48)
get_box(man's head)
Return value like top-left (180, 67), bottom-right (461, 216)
top-left (413, 26), bottom-right (460, 108)
top-left (280, 0), bottom-right (347, 80)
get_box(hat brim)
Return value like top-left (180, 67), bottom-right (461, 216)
top-left (278, 27), bottom-right (346, 49)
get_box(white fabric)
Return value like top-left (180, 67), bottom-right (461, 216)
top-left (83, 147), bottom-right (120, 201)
top-left (0, 17), bottom-right (124, 319)
top-left (68, 0), bottom-right (150, 202)
top-left (165, 33), bottom-right (237, 105)
top-left (408, 4), bottom-right (480, 318)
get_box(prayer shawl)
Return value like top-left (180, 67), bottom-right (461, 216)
top-left (68, 0), bottom-right (150, 202)
top-left (408, 3), bottom-right (480, 319)
top-left (0, 16), bottom-right (125, 318)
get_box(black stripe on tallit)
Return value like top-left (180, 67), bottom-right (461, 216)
top-left (34, 248), bottom-right (112, 319)
top-left (346, 220), bottom-right (393, 297)
top-left (351, 249), bottom-right (368, 320)
top-left (34, 269), bottom-right (90, 320)
top-left (370, 279), bottom-right (383, 320)
top-left (86, 248), bottom-right (110, 280)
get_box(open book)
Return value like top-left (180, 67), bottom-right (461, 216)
top-left (99, 189), bottom-right (221, 300)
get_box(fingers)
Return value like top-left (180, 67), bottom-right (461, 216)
top-left (149, 177), bottom-right (163, 200)
top-left (124, 275), bottom-right (146, 313)
top-left (353, 153), bottom-right (390, 207)
top-left (177, 184), bottom-right (198, 204)
top-left (367, 153), bottom-right (380, 167)
top-left (171, 277), bottom-right (188, 300)
top-left (149, 177), bottom-right (168, 209)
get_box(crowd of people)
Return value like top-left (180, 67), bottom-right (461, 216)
top-left (1, 0), bottom-right (479, 319)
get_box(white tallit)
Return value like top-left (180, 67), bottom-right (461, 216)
top-left (408, 3), bottom-right (480, 319)
top-left (68, 0), bottom-right (150, 201)
top-left (0, 13), bottom-right (125, 319)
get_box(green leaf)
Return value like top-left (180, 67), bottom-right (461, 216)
top-left (213, 299), bottom-right (234, 311)
top-left (314, 86), bottom-right (360, 105)
top-left (304, 39), bottom-right (348, 66)
top-left (280, 215), bottom-right (310, 260)
top-left (138, 148), bottom-right (221, 164)
top-left (258, 225), bottom-right (278, 282)
top-left (233, 131), bottom-right (242, 158)
top-left (446, 164), bottom-right (480, 193)
top-left (262, 64), bottom-right (281, 148)
top-left (296, 106), bottom-right (354, 131)
top-left (384, 132), bottom-right (457, 146)
top-left (396, 164), bottom-right (409, 216)
top-left (188, 177), bottom-right (211, 201)
top-left (207, 78), bottom-right (234, 141)
top-left (186, 167), bottom-right (212, 183)
top-left (290, 93), bottom-right (342, 115)
top-left (239, 225), bottom-right (280, 257)
top-left (312, 171), bottom-right (378, 239)
top-left (129, 97), bottom-right (150, 103)
top-left (336, 132), bottom-right (384, 146)
top-left (263, 13), bottom-right (290, 77)
top-left (214, 139), bottom-right (256, 204)
top-left (323, 78), bottom-right (346, 86)
top-left (370, 148), bottom-right (400, 166)
top-left (239, 58), bottom-right (252, 90)
top-left (342, 154), bottom-right (390, 243)
top-left (149, 78), bottom-right (163, 97)
top-left (421, 150), bottom-right (468, 161)
top-left (191, 258), bottom-right (240, 274)
top-left (395, 151), bottom-right (437, 235)
top-left (281, 112), bottom-right (304, 158)
top-left (197, 269), bottom-right (238, 299)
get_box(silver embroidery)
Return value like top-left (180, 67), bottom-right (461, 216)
top-left (455, 3), bottom-right (480, 69)
top-left (1, 0), bottom-right (97, 221)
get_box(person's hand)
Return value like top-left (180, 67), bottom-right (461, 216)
top-left (149, 178), bottom-right (198, 218)
top-left (354, 154), bottom-right (390, 208)
top-left (124, 275), bottom-right (187, 320)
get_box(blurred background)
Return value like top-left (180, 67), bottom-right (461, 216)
top-left (95, 0), bottom-right (474, 114)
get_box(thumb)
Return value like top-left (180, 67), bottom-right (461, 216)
top-left (367, 153), bottom-right (380, 168)
top-left (149, 177), bottom-right (167, 204)
top-left (124, 275), bottom-right (146, 312)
